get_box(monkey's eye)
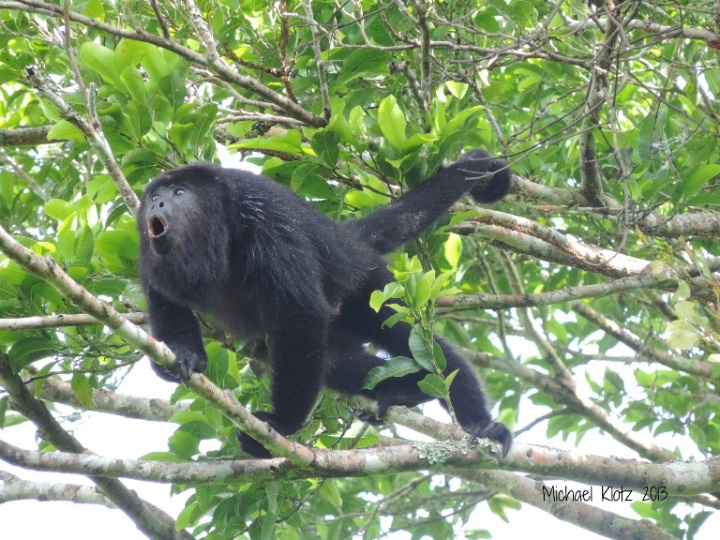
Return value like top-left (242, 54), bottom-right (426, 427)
top-left (151, 194), bottom-right (159, 202)
top-left (174, 188), bottom-right (185, 196)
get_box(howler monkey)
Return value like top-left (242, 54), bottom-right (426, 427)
top-left (138, 150), bottom-right (512, 458)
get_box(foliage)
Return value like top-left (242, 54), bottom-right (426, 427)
top-left (1, 1), bottom-right (719, 539)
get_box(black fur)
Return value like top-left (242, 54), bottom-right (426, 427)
top-left (138, 149), bottom-right (513, 457)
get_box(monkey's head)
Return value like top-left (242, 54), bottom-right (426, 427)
top-left (138, 164), bottom-right (233, 299)
top-left (141, 182), bottom-right (194, 256)
top-left (139, 165), bottom-right (225, 257)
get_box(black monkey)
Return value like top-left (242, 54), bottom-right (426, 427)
top-left (138, 150), bottom-right (513, 458)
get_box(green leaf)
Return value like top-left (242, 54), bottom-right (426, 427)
top-left (403, 132), bottom-right (437, 152)
top-left (682, 164), bottom-right (720, 199)
top-left (120, 66), bottom-right (147, 105)
top-left (71, 373), bottom-right (97, 408)
top-left (96, 229), bottom-right (139, 267)
top-left (412, 270), bottom-right (435, 309)
top-left (8, 338), bottom-right (58, 372)
top-left (475, 7), bottom-right (500, 32)
top-left (444, 369), bottom-right (459, 390)
top-left (672, 281), bottom-right (691, 302)
top-left (44, 199), bottom-right (75, 221)
top-left (363, 356), bottom-right (421, 390)
top-left (319, 480), bottom-right (343, 508)
top-left (291, 169), bottom-right (335, 200)
top-left (122, 148), bottom-right (156, 168)
top-left (430, 271), bottom-right (453, 301)
top-left (511, 1), bottom-right (536, 28)
top-left (186, 103), bottom-right (218, 150)
top-left (383, 309), bottom-right (411, 328)
top-left (664, 320), bottom-right (701, 350)
top-left (169, 411), bottom-right (214, 424)
top-left (417, 374), bottom-right (447, 399)
top-left (378, 95), bottom-right (406, 150)
top-left (47, 120), bottom-right (85, 142)
top-left (142, 46), bottom-right (180, 83)
top-left (82, 0), bottom-right (104, 20)
top-left (369, 282), bottom-right (404, 312)
top-left (409, 327), bottom-right (434, 372)
top-left (369, 290), bottom-right (386, 313)
top-left (79, 42), bottom-right (121, 86)
top-left (673, 301), bottom-right (709, 326)
top-left (138, 451), bottom-right (183, 461)
top-left (338, 50), bottom-right (389, 83)
top-left (328, 112), bottom-right (355, 145)
top-left (261, 511), bottom-right (276, 540)
top-left (179, 421), bottom-right (217, 439)
top-left (0, 396), bottom-right (8, 427)
top-left (159, 71), bottom-right (188, 110)
top-left (115, 39), bottom-right (150, 68)
top-left (205, 344), bottom-right (229, 385)
top-left (441, 106), bottom-right (483, 138)
top-left (175, 502), bottom-right (200, 530)
top-left (73, 226), bottom-right (94, 268)
top-left (348, 105), bottom-right (366, 136)
top-left (445, 81), bottom-right (468, 99)
top-left (311, 130), bottom-right (340, 167)
top-left (443, 233), bottom-right (463, 268)
top-left (232, 131), bottom-right (303, 155)
top-left (168, 430), bottom-right (199, 459)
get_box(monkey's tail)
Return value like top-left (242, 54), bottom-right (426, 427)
top-left (346, 149), bottom-right (511, 255)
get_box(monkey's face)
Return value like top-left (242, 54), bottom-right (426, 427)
top-left (142, 183), bottom-right (195, 256)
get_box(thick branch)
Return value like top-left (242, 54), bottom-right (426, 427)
top-left (514, 174), bottom-right (720, 238)
top-left (180, 0), bottom-right (219, 60)
top-left (1, 436), bottom-right (718, 496)
top-left (439, 273), bottom-right (674, 310)
top-left (0, 126), bottom-right (54, 146)
top-left (566, 17), bottom-right (720, 46)
top-left (0, 470), bottom-right (112, 506)
top-left (455, 470), bottom-right (676, 540)
top-left (0, 312), bottom-right (147, 331)
top-left (33, 373), bottom-right (187, 422)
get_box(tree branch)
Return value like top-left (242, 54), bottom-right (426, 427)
top-left (0, 126), bottom-right (54, 146)
top-left (0, 470), bottom-right (112, 506)
top-left (0, 312), bottom-right (147, 331)
top-left (2, 436), bottom-right (718, 496)
top-left (25, 67), bottom-right (139, 211)
top-left (572, 301), bottom-right (716, 378)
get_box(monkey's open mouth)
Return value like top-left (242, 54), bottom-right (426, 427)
top-left (148, 215), bottom-right (168, 238)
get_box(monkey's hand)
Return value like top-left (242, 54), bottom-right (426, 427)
top-left (453, 149), bottom-right (511, 204)
top-left (470, 421), bottom-right (513, 457)
top-left (237, 412), bottom-right (298, 459)
top-left (150, 345), bottom-right (208, 385)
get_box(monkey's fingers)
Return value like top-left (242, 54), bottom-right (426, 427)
top-left (471, 421), bottom-right (513, 457)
